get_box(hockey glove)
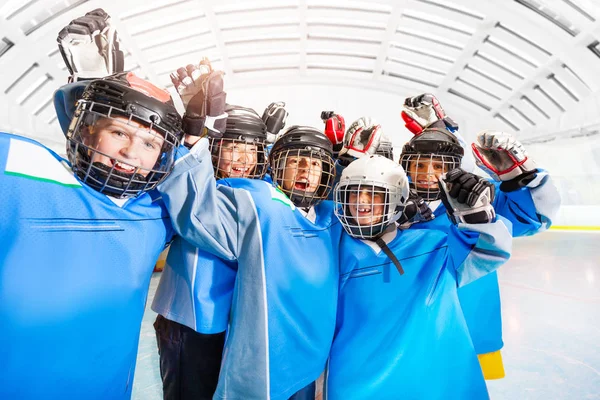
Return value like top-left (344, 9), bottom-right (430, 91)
top-left (57, 8), bottom-right (124, 82)
top-left (263, 102), bottom-right (288, 144)
top-left (398, 190), bottom-right (435, 226)
top-left (322, 111), bottom-right (346, 146)
top-left (471, 130), bottom-right (538, 189)
top-left (401, 93), bottom-right (459, 135)
top-left (338, 117), bottom-right (383, 164)
top-left (170, 58), bottom-right (227, 138)
top-left (438, 168), bottom-right (496, 224)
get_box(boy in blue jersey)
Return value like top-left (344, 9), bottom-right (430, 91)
top-left (400, 94), bottom-right (560, 379)
top-left (158, 122), bottom-right (341, 400)
top-left (325, 154), bottom-right (513, 399)
top-left (157, 64), bottom-right (342, 399)
top-left (152, 103), bottom-right (281, 400)
top-left (0, 70), bottom-right (185, 399)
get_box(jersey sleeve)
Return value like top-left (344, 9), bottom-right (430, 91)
top-left (492, 170), bottom-right (561, 237)
top-left (447, 216), bottom-right (513, 287)
top-left (157, 139), bottom-right (245, 261)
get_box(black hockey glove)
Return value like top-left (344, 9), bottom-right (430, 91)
top-left (398, 190), bottom-right (435, 226)
top-left (438, 168), bottom-right (496, 224)
top-left (170, 58), bottom-right (227, 138)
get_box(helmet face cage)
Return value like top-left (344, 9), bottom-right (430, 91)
top-left (209, 137), bottom-right (267, 179)
top-left (334, 182), bottom-right (401, 240)
top-left (270, 147), bottom-right (336, 208)
top-left (400, 152), bottom-right (461, 201)
top-left (376, 141), bottom-right (394, 160)
top-left (66, 99), bottom-right (180, 198)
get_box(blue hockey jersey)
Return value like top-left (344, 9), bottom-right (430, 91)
top-left (158, 139), bottom-right (344, 400)
top-left (0, 133), bottom-right (173, 400)
top-left (325, 219), bottom-right (512, 400)
top-left (412, 172), bottom-right (560, 356)
top-left (151, 219), bottom-right (237, 334)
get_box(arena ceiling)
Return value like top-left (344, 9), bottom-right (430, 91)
top-left (1, 0), bottom-right (600, 150)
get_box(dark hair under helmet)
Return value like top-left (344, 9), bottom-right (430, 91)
top-left (65, 72), bottom-right (183, 198)
top-left (399, 127), bottom-right (464, 201)
top-left (269, 125), bottom-right (336, 208)
top-left (209, 104), bottom-right (268, 179)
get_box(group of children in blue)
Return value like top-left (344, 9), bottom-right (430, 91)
top-left (0, 12), bottom-right (560, 400)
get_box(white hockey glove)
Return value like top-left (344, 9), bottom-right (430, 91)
top-left (438, 168), bottom-right (496, 225)
top-left (262, 102), bottom-right (288, 144)
top-left (170, 58), bottom-right (227, 138)
top-left (471, 130), bottom-right (538, 190)
top-left (57, 8), bottom-right (124, 82)
top-left (338, 117), bottom-right (383, 165)
top-left (401, 93), bottom-right (459, 135)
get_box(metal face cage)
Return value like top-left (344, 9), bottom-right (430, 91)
top-left (270, 147), bottom-right (336, 208)
top-left (209, 137), bottom-right (267, 179)
top-left (400, 153), bottom-right (461, 201)
top-left (334, 183), bottom-right (401, 239)
top-left (66, 100), bottom-right (181, 198)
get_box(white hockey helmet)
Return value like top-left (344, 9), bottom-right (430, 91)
top-left (334, 155), bottom-right (410, 239)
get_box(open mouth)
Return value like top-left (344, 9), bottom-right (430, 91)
top-left (357, 206), bottom-right (372, 216)
top-left (294, 178), bottom-right (310, 190)
top-left (111, 159), bottom-right (136, 173)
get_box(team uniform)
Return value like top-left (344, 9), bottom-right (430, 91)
top-left (324, 154), bottom-right (512, 399)
top-left (325, 222), bottom-right (512, 399)
top-left (400, 126), bottom-right (560, 378)
top-left (0, 133), bottom-right (174, 399)
top-left (411, 171), bottom-right (559, 362)
top-left (151, 104), bottom-right (274, 400)
top-left (158, 132), bottom-right (343, 400)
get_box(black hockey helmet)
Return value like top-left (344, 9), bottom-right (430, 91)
top-left (269, 125), bottom-right (336, 207)
top-left (400, 127), bottom-right (463, 201)
top-left (66, 72), bottom-right (183, 198)
top-left (209, 104), bottom-right (268, 179)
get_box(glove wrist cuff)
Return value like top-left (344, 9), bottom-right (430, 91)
top-left (183, 115), bottom-right (206, 137)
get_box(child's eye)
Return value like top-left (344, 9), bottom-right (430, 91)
top-left (113, 130), bottom-right (127, 138)
top-left (144, 141), bottom-right (157, 150)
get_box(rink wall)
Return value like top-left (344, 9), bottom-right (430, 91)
top-left (551, 205), bottom-right (600, 230)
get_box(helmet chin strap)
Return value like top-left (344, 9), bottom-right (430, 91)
top-left (374, 236), bottom-right (404, 276)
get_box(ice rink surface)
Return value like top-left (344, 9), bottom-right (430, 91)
top-left (132, 230), bottom-right (600, 400)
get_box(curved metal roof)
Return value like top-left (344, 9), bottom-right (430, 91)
top-left (1, 0), bottom-right (600, 150)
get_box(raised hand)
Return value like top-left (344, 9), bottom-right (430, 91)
top-left (401, 93), bottom-right (458, 135)
top-left (57, 8), bottom-right (124, 81)
top-left (170, 58), bottom-right (227, 138)
top-left (471, 130), bottom-right (537, 188)
top-left (338, 117), bottom-right (383, 164)
top-left (438, 168), bottom-right (496, 224)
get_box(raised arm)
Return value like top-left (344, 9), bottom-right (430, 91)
top-left (472, 130), bottom-right (561, 236)
top-left (437, 169), bottom-right (513, 287)
top-left (158, 139), bottom-right (245, 261)
top-left (157, 61), bottom-right (244, 261)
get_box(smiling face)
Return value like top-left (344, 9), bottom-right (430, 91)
top-left (282, 155), bottom-right (323, 193)
top-left (84, 116), bottom-right (164, 177)
top-left (215, 139), bottom-right (258, 178)
top-left (407, 156), bottom-right (447, 191)
top-left (347, 188), bottom-right (386, 226)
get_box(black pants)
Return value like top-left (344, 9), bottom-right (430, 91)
top-left (154, 315), bottom-right (226, 400)
top-left (289, 381), bottom-right (316, 400)
top-left (154, 315), bottom-right (315, 400)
